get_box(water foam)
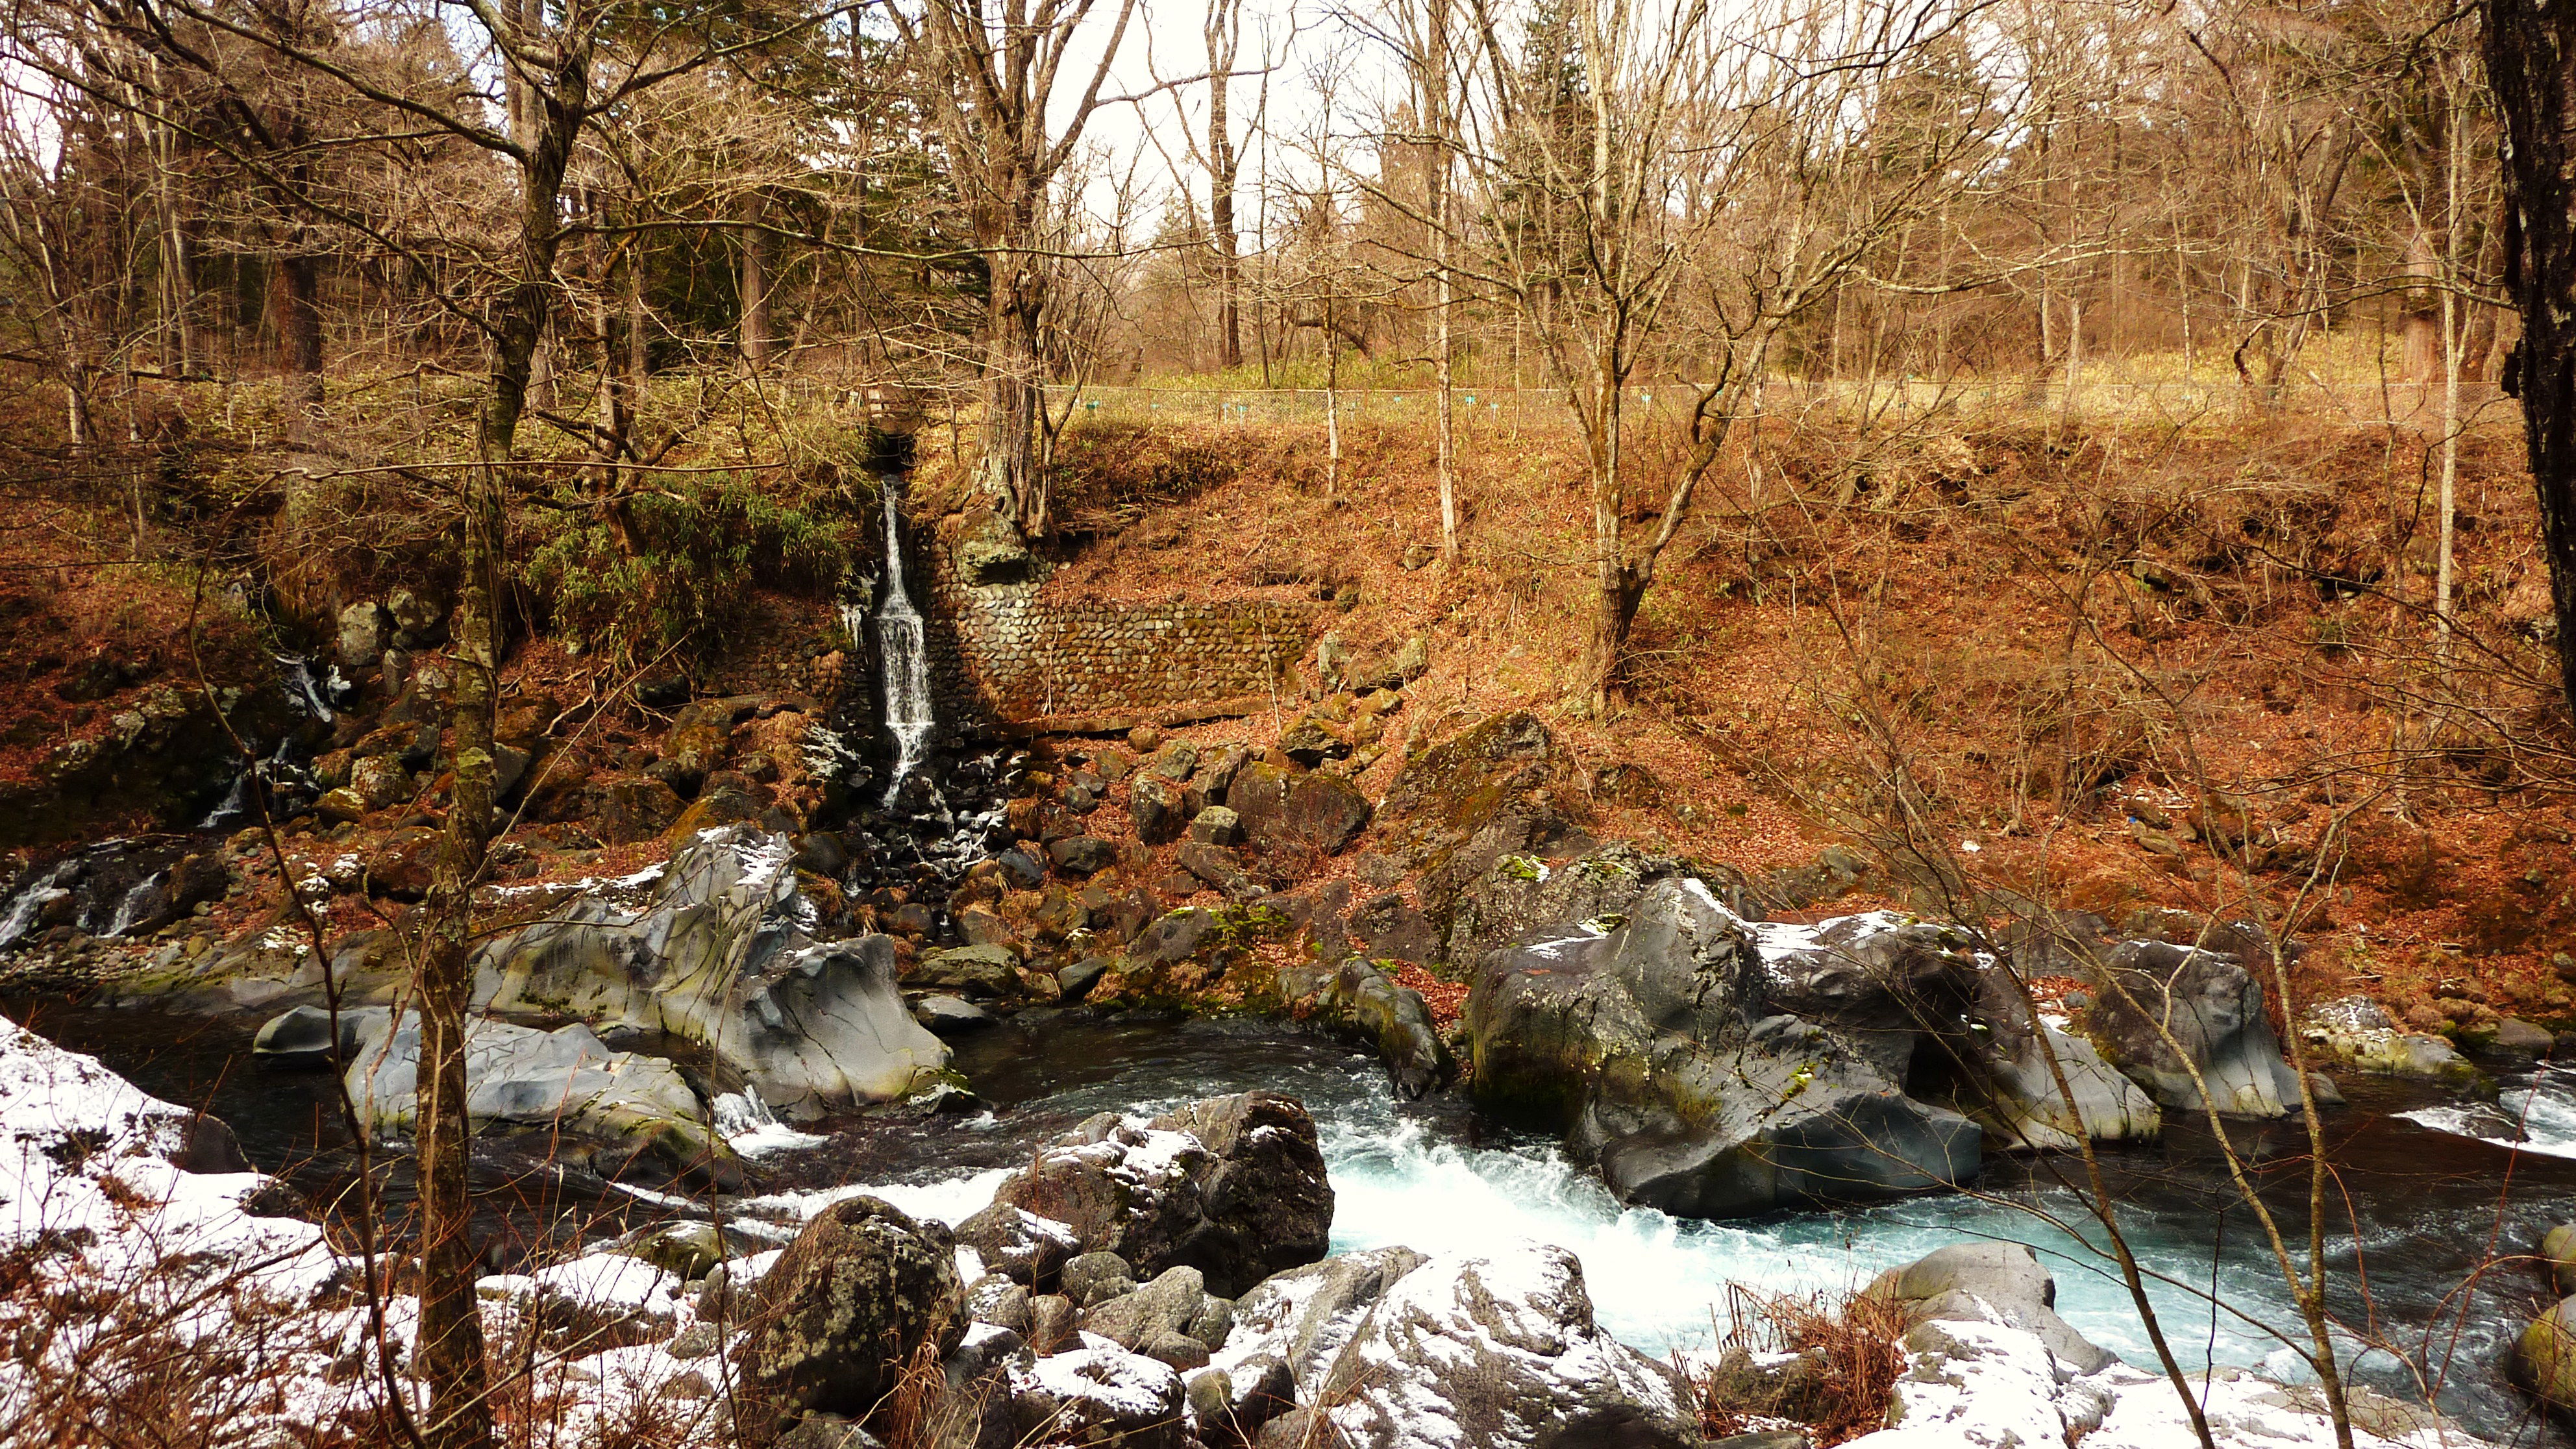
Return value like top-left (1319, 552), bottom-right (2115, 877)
top-left (2400, 1065), bottom-right (2576, 1160)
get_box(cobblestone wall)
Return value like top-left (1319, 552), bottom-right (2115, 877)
top-left (924, 531), bottom-right (1317, 724)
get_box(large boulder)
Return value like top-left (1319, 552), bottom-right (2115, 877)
top-left (957, 1091), bottom-right (1331, 1298)
top-left (472, 825), bottom-right (949, 1112)
top-left (1228, 763), bottom-right (1372, 857)
top-left (1276, 958), bottom-right (1450, 1100)
top-left (741, 1195), bottom-right (967, 1421)
top-left (1962, 1024), bottom-right (2162, 1152)
top-left (2297, 996), bottom-right (2480, 1087)
top-left (1864, 1241), bottom-right (2113, 1374)
top-left (1372, 712), bottom-right (1591, 948)
top-left (1468, 871), bottom-right (1981, 1218)
top-left (1217, 1244), bottom-right (1698, 1449)
top-left (1217, 1246), bottom-right (1428, 1395)
top-left (340, 1009), bottom-right (732, 1183)
top-left (1008, 1346), bottom-right (1188, 1447)
top-left (2078, 935), bottom-right (2303, 1118)
top-left (2522, 1293), bottom-right (2576, 1411)
top-left (1750, 910), bottom-right (2159, 1152)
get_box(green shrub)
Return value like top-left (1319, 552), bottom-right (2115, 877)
top-left (522, 474), bottom-right (854, 665)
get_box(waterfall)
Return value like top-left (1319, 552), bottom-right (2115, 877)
top-left (873, 481), bottom-right (935, 805)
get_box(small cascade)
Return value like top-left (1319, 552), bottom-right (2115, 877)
top-left (0, 861), bottom-right (77, 950)
top-left (103, 872), bottom-right (167, 938)
top-left (276, 652), bottom-right (341, 724)
top-left (873, 481), bottom-right (937, 806)
top-left (710, 1089), bottom-right (828, 1156)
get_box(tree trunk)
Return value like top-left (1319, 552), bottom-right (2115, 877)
top-left (272, 246), bottom-right (322, 447)
top-left (411, 40), bottom-right (584, 1449)
top-left (1208, 5), bottom-right (1241, 373)
top-left (1429, 0), bottom-right (1457, 567)
top-left (2403, 228), bottom-right (2440, 391)
top-left (1579, 369), bottom-right (1626, 715)
top-left (627, 242), bottom-right (650, 380)
top-left (978, 264), bottom-right (1045, 536)
top-left (741, 192), bottom-right (770, 370)
top-left (2490, 0), bottom-right (2576, 712)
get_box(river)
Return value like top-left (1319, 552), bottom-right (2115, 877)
top-left (16, 999), bottom-right (2575, 1444)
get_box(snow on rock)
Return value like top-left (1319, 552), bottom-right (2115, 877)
top-left (1845, 1322), bottom-right (2503, 1449)
top-left (1010, 1344), bottom-right (1188, 1446)
top-left (0, 1011), bottom-right (732, 1446)
top-left (0, 1013), bottom-right (338, 1304)
top-left (1217, 1240), bottom-right (1698, 1449)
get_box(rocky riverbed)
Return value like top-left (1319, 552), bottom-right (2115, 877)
top-left (7, 684), bottom-right (2576, 1447)
top-left (0, 1008), bottom-right (2525, 1449)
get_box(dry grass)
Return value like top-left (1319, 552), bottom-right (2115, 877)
top-left (1687, 1282), bottom-right (1912, 1446)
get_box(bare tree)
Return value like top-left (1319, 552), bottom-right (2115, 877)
top-left (897, 0), bottom-right (1140, 540)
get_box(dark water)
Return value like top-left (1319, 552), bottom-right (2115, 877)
top-left (24, 998), bottom-right (2576, 1444)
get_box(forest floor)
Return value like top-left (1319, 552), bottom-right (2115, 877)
top-left (2, 371), bottom-right (2571, 1042)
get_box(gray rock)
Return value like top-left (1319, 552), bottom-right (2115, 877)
top-left (954, 1201), bottom-right (1082, 1290)
top-left (1864, 1241), bottom-right (2113, 1373)
top-left (1080, 1265), bottom-right (1212, 1351)
top-left (1061, 1251), bottom-right (1138, 1308)
top-left (1190, 806), bottom-right (1244, 845)
top-left (915, 943), bottom-right (1023, 998)
top-left (337, 601), bottom-right (392, 669)
top-left (1224, 1246), bottom-right (1428, 1391)
top-left (1048, 836), bottom-right (1117, 876)
top-left (251, 1004), bottom-right (369, 1069)
top-left (915, 995), bottom-right (996, 1034)
top-left (472, 826), bottom-right (948, 1113)
top-left (1008, 1346), bottom-right (1186, 1447)
top-left (743, 1195), bottom-right (965, 1422)
top-left (1229, 763), bottom-right (1371, 855)
top-left (1204, 1356), bottom-right (1296, 1441)
top-left (386, 588), bottom-right (444, 646)
top-left (668, 1322), bottom-right (721, 1359)
top-left (1139, 1328), bottom-right (1211, 1370)
top-left (957, 508), bottom-right (1035, 588)
top-left (968, 1274), bottom-right (1035, 1335)
top-left (1028, 1294), bottom-right (1078, 1355)
top-left (1146, 741), bottom-right (1201, 782)
top-left (2545, 1225), bottom-right (2576, 1296)
top-left (2299, 997), bottom-right (2479, 1085)
top-left (969, 1092), bottom-right (1333, 1298)
top-left (2085, 937), bottom-right (2305, 1117)
top-left (1129, 909), bottom-right (1217, 973)
top-left (1278, 959), bottom-right (1448, 1100)
top-left (1057, 957), bottom-right (1109, 1002)
top-left (1259, 1245), bottom-right (1698, 1449)
top-left (775, 1413), bottom-right (886, 1449)
top-left (343, 1010), bottom-right (732, 1184)
top-left (1178, 840), bottom-right (1250, 895)
top-left (1469, 874), bottom-right (1980, 1217)
top-left (1256, 1409), bottom-right (1346, 1448)
top-left (2520, 1294), bottom-right (2576, 1411)
top-left (2498, 1017), bottom-right (2558, 1058)
top-left (1967, 1023), bottom-right (2162, 1151)
top-left (1131, 773), bottom-right (1195, 845)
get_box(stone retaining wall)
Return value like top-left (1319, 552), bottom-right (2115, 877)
top-left (923, 526), bottom-right (1318, 724)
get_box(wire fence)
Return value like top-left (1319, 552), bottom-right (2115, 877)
top-left (686, 367), bottom-right (2524, 443)
top-left (1043, 377), bottom-right (2522, 433)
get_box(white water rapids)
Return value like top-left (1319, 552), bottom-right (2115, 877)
top-left (760, 1035), bottom-right (2337, 1381)
top-left (872, 481), bottom-right (935, 805)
